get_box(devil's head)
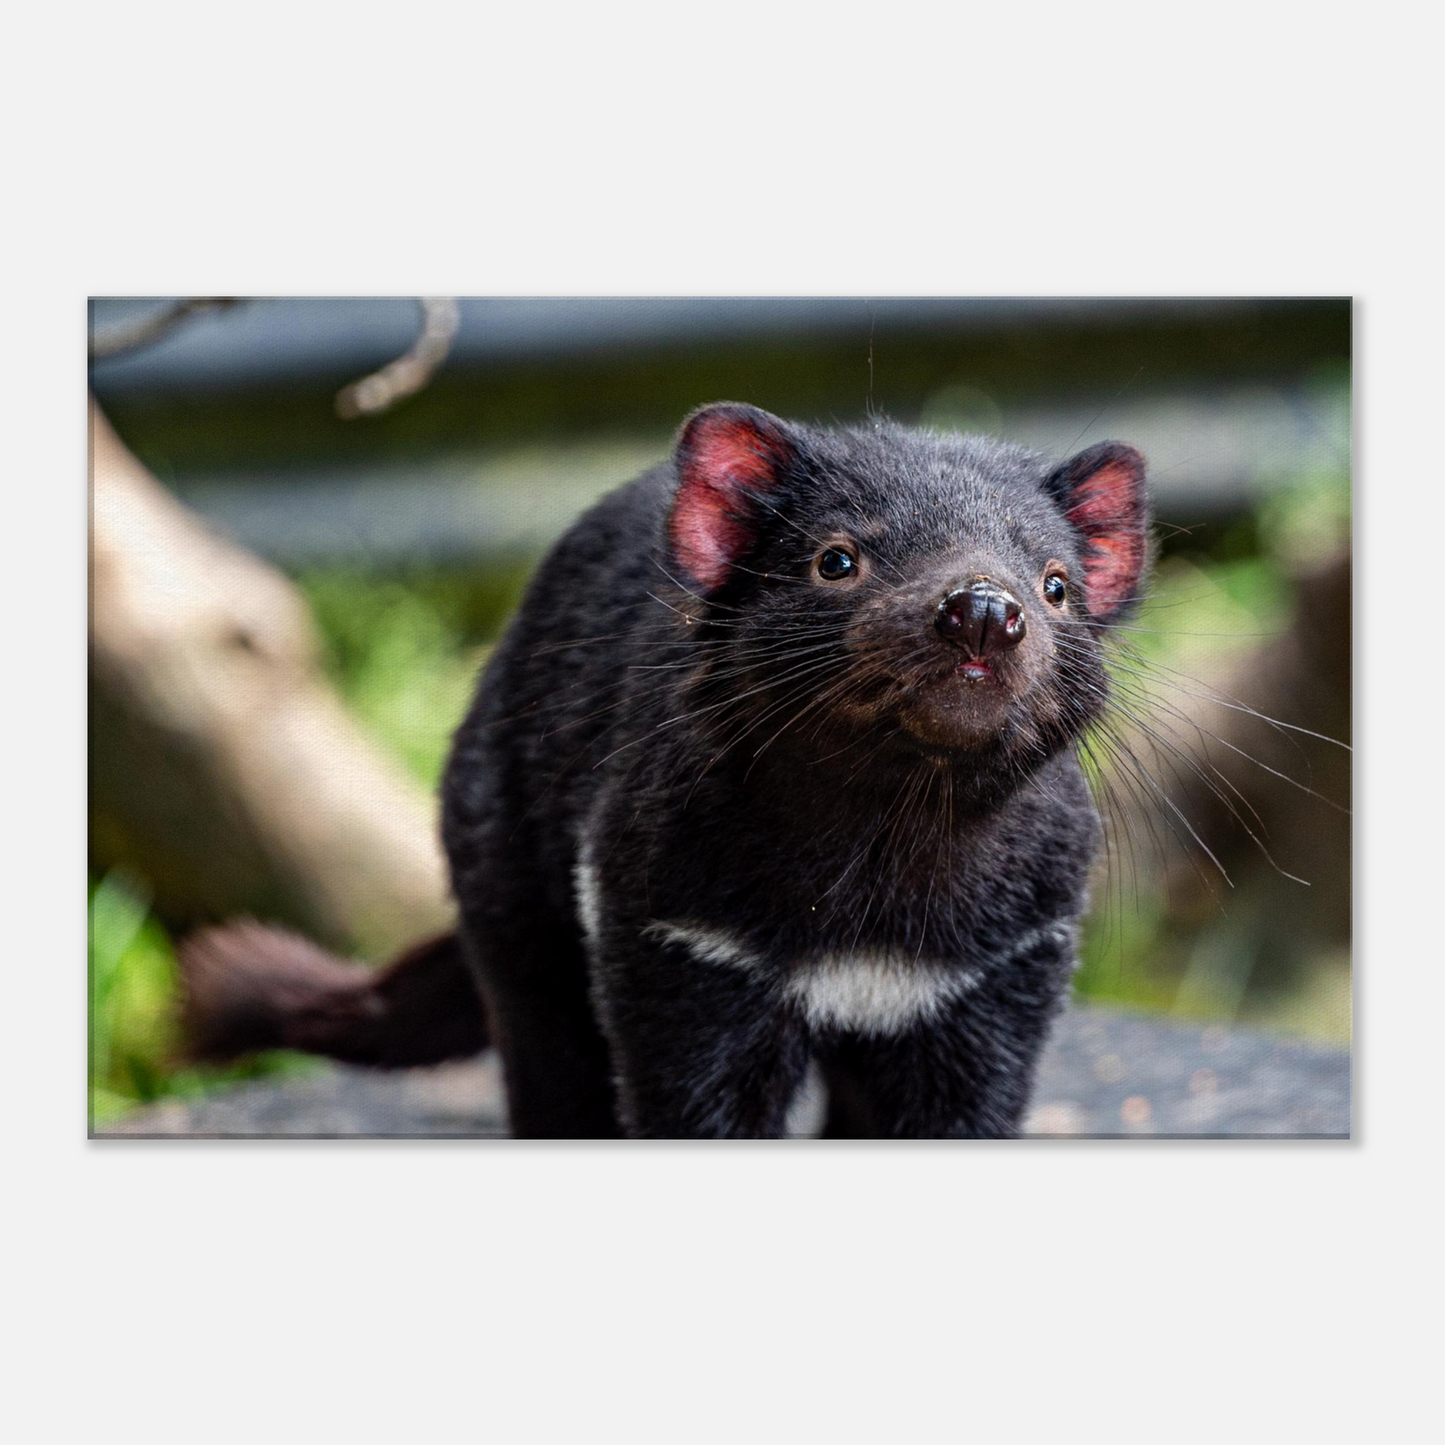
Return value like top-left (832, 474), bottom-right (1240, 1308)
top-left (663, 403), bottom-right (1151, 792)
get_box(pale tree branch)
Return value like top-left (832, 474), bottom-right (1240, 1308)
top-left (334, 297), bottom-right (461, 418)
top-left (89, 297), bottom-right (243, 360)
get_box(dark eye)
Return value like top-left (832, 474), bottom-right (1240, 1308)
top-left (816, 546), bottom-right (858, 581)
top-left (1043, 573), bottom-right (1067, 606)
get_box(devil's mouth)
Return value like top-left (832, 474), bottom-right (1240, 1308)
top-left (955, 658), bottom-right (995, 683)
top-left (865, 656), bottom-right (1014, 702)
top-left (831, 649), bottom-right (1020, 736)
top-left (911, 655), bottom-right (1013, 691)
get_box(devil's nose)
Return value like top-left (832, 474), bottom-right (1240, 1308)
top-left (935, 582), bottom-right (1026, 656)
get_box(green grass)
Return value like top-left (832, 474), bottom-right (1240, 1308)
top-left (88, 870), bottom-right (315, 1128)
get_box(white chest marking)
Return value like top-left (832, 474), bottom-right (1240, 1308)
top-left (643, 921), bottom-right (979, 1035)
top-left (786, 954), bottom-right (978, 1033)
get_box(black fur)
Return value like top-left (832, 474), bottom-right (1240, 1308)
top-left (440, 405), bottom-right (1150, 1138)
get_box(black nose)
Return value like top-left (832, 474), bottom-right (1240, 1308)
top-left (935, 581), bottom-right (1026, 656)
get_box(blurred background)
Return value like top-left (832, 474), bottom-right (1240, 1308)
top-left (88, 297), bottom-right (1351, 1126)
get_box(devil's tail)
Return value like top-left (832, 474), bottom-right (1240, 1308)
top-left (178, 921), bottom-right (488, 1068)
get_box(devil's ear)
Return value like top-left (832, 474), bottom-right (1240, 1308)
top-left (668, 403), bottom-right (796, 594)
top-left (1047, 441), bottom-right (1150, 624)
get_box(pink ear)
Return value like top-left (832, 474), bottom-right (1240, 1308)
top-left (669, 404), bottom-right (795, 593)
top-left (1049, 442), bottom-right (1149, 623)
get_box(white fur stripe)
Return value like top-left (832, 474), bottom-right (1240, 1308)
top-left (573, 839), bottom-right (603, 949)
top-left (642, 921), bottom-right (755, 970)
top-left (641, 919), bottom-right (982, 1035)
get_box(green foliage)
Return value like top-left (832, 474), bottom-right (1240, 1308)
top-left (88, 871), bottom-right (313, 1127)
top-left (1258, 471), bottom-right (1352, 572)
top-left (90, 869), bottom-right (175, 1123)
top-left (1071, 471), bottom-right (1352, 1042)
top-left (295, 560), bottom-right (531, 786)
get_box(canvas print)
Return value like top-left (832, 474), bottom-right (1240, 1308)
top-left (88, 297), bottom-right (1351, 1138)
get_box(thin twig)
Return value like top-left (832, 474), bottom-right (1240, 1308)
top-left (89, 297), bottom-right (242, 361)
top-left (335, 297), bottom-right (461, 418)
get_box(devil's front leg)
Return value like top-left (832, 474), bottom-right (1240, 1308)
top-left (819, 928), bottom-right (1077, 1139)
top-left (592, 927), bottom-right (810, 1139)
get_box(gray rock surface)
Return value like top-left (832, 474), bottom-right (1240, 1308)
top-left (98, 1004), bottom-right (1349, 1139)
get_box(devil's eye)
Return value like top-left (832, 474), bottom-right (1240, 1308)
top-left (817, 546), bottom-right (858, 581)
top-left (1043, 573), bottom-right (1067, 606)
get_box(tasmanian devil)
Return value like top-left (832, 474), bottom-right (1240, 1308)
top-left (181, 403), bottom-right (1150, 1138)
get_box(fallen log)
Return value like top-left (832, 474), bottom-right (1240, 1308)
top-left (89, 396), bottom-right (452, 958)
